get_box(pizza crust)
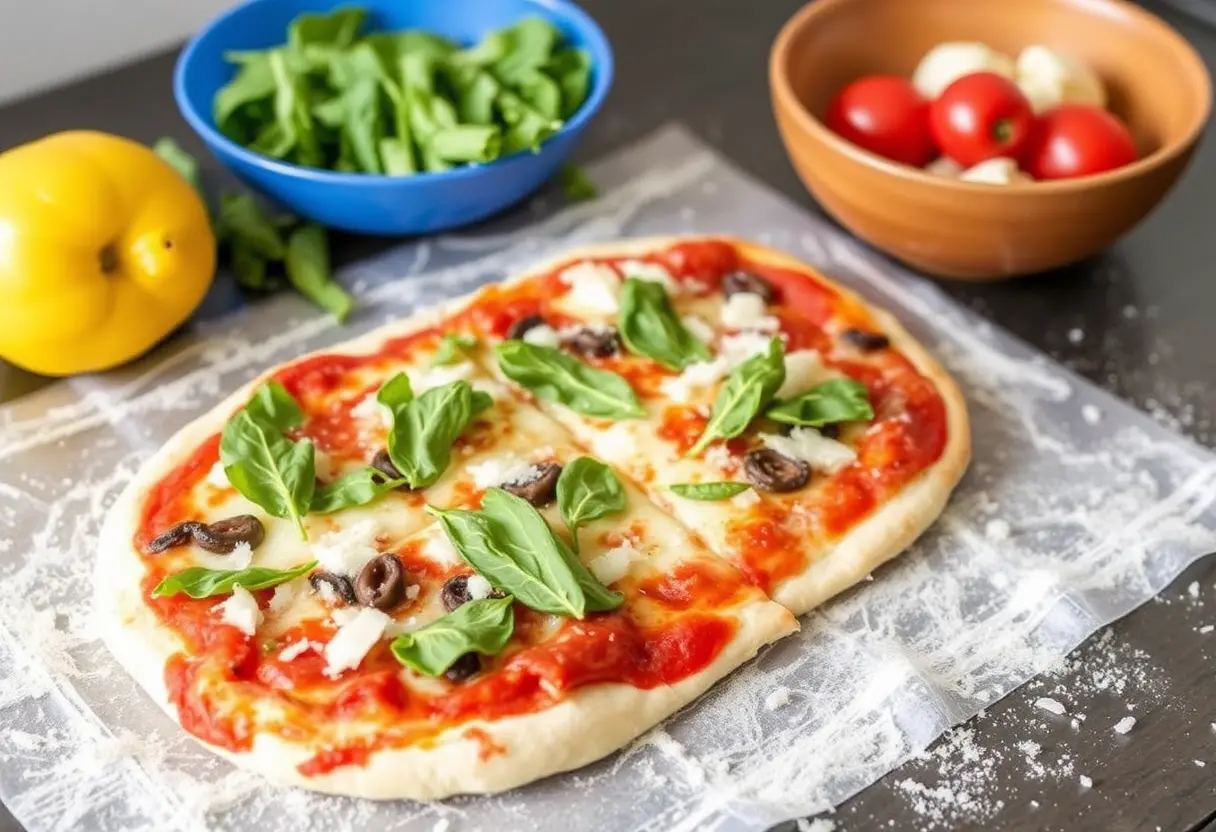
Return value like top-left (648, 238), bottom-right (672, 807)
top-left (95, 235), bottom-right (965, 800)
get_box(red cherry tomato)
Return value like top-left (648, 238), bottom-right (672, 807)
top-left (825, 75), bottom-right (936, 167)
top-left (929, 72), bottom-right (1035, 167)
top-left (1021, 105), bottom-right (1139, 180)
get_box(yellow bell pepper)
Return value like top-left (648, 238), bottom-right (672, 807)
top-left (0, 131), bottom-right (215, 376)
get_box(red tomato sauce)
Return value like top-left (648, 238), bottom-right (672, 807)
top-left (635, 560), bottom-right (749, 612)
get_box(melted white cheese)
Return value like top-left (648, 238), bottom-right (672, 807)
top-left (761, 428), bottom-right (857, 472)
top-left (467, 455), bottom-right (534, 490)
top-left (205, 461), bottom-right (230, 489)
top-left (555, 262), bottom-right (621, 317)
top-left (226, 541), bottom-right (254, 571)
top-left (312, 520), bottom-right (382, 577)
top-left (419, 524), bottom-right (463, 567)
top-left (775, 350), bottom-right (830, 399)
top-left (409, 361), bottom-right (476, 393)
top-left (268, 581), bottom-right (301, 616)
top-left (721, 292), bottom-right (779, 332)
top-left (659, 358), bottom-right (729, 404)
top-left (618, 259), bottom-right (679, 294)
top-left (588, 542), bottom-right (645, 585)
top-left (521, 324), bottom-right (562, 349)
top-left (216, 586), bottom-right (261, 637)
top-left (681, 314), bottom-right (716, 344)
top-left (719, 331), bottom-right (779, 366)
top-left (323, 608), bottom-right (390, 679)
top-left (731, 488), bottom-right (761, 509)
top-left (351, 393), bottom-right (393, 429)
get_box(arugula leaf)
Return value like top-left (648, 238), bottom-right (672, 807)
top-left (390, 596), bottom-right (514, 676)
top-left (386, 381), bottom-right (488, 489)
top-left (559, 164), bottom-right (597, 202)
top-left (688, 338), bottom-right (786, 456)
top-left (152, 560), bottom-right (317, 599)
top-left (765, 379), bottom-right (874, 427)
top-left (428, 488), bottom-right (621, 617)
top-left (670, 482), bottom-right (752, 501)
top-left (556, 457), bottom-right (626, 553)
top-left (618, 278), bottom-right (711, 371)
top-left (495, 341), bottom-right (644, 420)
top-left (311, 466), bottom-right (405, 513)
top-left (218, 193), bottom-right (286, 260)
top-left (153, 138), bottom-right (201, 192)
top-left (432, 334), bottom-right (478, 367)
top-left (285, 224), bottom-right (354, 321)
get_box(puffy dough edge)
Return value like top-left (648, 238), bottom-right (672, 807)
top-left (93, 281), bottom-right (797, 801)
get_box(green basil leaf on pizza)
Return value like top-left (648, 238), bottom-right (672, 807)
top-left (495, 340), bottom-right (645, 420)
top-left (618, 277), bottom-right (710, 370)
top-left (688, 338), bottom-right (786, 456)
top-left (152, 560), bottom-right (318, 599)
top-left (385, 379), bottom-right (490, 489)
top-left (556, 456), bottom-right (626, 552)
top-left (766, 378), bottom-right (873, 427)
top-left (669, 482), bottom-right (752, 501)
top-left (310, 466), bottom-right (406, 513)
top-left (432, 333), bottom-right (479, 367)
top-left (390, 596), bottom-right (515, 677)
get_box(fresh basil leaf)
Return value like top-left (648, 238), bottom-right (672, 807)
top-left (427, 488), bottom-right (622, 618)
top-left (153, 138), bottom-right (201, 192)
top-left (285, 224), bottom-right (354, 321)
top-left (152, 560), bottom-right (317, 599)
top-left (496, 88), bottom-right (562, 155)
top-left (230, 240), bottom-right (277, 292)
top-left (311, 466), bottom-right (405, 514)
top-left (515, 68), bottom-right (563, 121)
top-left (219, 381), bottom-right (312, 538)
top-left (390, 596), bottom-right (514, 676)
top-left (670, 482), bottom-right (752, 501)
top-left (215, 56), bottom-right (276, 142)
top-left (376, 371), bottom-right (414, 407)
top-left (559, 164), bottom-right (596, 202)
top-left (287, 7), bottom-right (366, 67)
top-left (218, 193), bottom-right (286, 261)
top-left (430, 124), bottom-right (502, 163)
top-left (386, 381), bottom-right (486, 489)
top-left (491, 17), bottom-right (560, 85)
top-left (378, 137), bottom-right (415, 176)
top-left (432, 334), bottom-right (479, 367)
top-left (495, 341), bottom-right (644, 420)
top-left (765, 379), bottom-right (874, 427)
top-left (546, 47), bottom-right (592, 118)
top-left (556, 456), bottom-right (626, 553)
top-left (444, 63), bottom-right (501, 125)
top-left (618, 278), bottom-right (711, 371)
top-left (688, 338), bottom-right (786, 456)
top-left (267, 49), bottom-right (323, 168)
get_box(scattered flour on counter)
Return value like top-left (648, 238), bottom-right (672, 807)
top-left (1079, 775), bottom-right (1093, 789)
top-left (1034, 697), bottom-right (1066, 716)
top-left (764, 687), bottom-right (792, 711)
top-left (984, 519), bottom-right (1011, 542)
top-left (1081, 405), bottom-right (1102, 425)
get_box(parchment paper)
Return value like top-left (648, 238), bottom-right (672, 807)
top-left (2, 126), bottom-right (1214, 832)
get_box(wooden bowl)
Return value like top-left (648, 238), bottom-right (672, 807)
top-left (769, 0), bottom-right (1212, 280)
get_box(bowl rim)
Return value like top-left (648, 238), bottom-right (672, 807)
top-left (769, 0), bottom-right (1213, 194)
top-left (173, 0), bottom-right (614, 185)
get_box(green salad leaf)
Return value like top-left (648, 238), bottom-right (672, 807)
top-left (618, 277), bottom-right (710, 371)
top-left (556, 457), bottom-right (626, 552)
top-left (495, 341), bottom-right (644, 420)
top-left (688, 338), bottom-right (786, 456)
top-left (152, 560), bottom-right (317, 599)
top-left (390, 596), bottom-right (515, 676)
top-left (765, 379), bottom-right (874, 427)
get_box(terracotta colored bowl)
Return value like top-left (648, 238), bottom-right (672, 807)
top-left (770, 0), bottom-right (1212, 280)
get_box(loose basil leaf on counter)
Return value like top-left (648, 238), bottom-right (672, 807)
top-left (618, 278), bottom-right (710, 371)
top-left (558, 163), bottom-right (597, 202)
top-left (285, 224), bottom-right (354, 322)
top-left (432, 334), bottom-right (479, 367)
top-left (218, 193), bottom-right (286, 261)
top-left (765, 379), bottom-right (874, 427)
top-left (153, 138), bottom-right (202, 193)
top-left (495, 341), bottom-right (645, 420)
top-left (390, 595), bottom-right (515, 677)
top-left (152, 560), bottom-right (318, 599)
top-left (688, 338), bottom-right (786, 457)
top-left (385, 380), bottom-right (491, 489)
top-left (311, 467), bottom-right (406, 514)
top-left (670, 482), bottom-right (752, 501)
top-left (428, 488), bottom-right (622, 618)
top-left (556, 456), bottom-right (626, 553)
top-left (219, 382), bottom-right (314, 538)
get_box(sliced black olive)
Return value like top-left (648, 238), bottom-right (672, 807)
top-left (842, 328), bottom-right (890, 352)
top-left (819, 423), bottom-right (841, 441)
top-left (193, 515), bottom-right (265, 554)
top-left (309, 571), bottom-right (357, 606)
top-left (561, 325), bottom-right (619, 358)
top-left (507, 314), bottom-right (546, 341)
top-left (440, 574), bottom-right (504, 612)
top-left (743, 448), bottom-right (811, 493)
top-left (371, 449), bottom-right (412, 491)
top-left (354, 554), bottom-right (406, 611)
top-left (444, 652), bottom-right (481, 682)
top-left (722, 270), bottom-right (776, 303)
top-left (500, 462), bottom-right (562, 507)
top-left (147, 521), bottom-right (203, 554)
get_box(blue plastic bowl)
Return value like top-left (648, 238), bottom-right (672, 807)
top-left (174, 0), bottom-right (613, 236)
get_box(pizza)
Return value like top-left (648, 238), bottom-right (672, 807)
top-left (96, 236), bottom-right (969, 800)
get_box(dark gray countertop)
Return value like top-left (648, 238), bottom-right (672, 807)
top-left (1, 1), bottom-right (1214, 829)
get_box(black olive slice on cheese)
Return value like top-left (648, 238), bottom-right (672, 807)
top-left (500, 462), bottom-right (561, 507)
top-left (354, 554), bottom-right (406, 611)
top-left (309, 571), bottom-right (357, 606)
top-left (743, 448), bottom-right (811, 493)
top-left (506, 314), bottom-right (547, 341)
top-left (444, 652), bottom-right (481, 682)
top-left (371, 449), bottom-right (413, 491)
top-left (722, 270), bottom-right (777, 303)
top-left (561, 325), bottom-right (620, 358)
top-left (146, 515), bottom-right (265, 555)
top-left (842, 328), bottom-right (890, 352)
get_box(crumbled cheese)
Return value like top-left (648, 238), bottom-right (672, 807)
top-left (205, 461), bottom-right (230, 488)
top-left (681, 315), bottom-right (716, 344)
top-left (466, 574), bottom-right (494, 600)
top-left (721, 292), bottom-right (779, 332)
top-left (522, 324), bottom-right (562, 349)
top-left (764, 686), bottom-right (792, 710)
top-left (556, 262), bottom-right (621, 316)
top-left (216, 586), bottom-right (261, 637)
top-left (314, 448), bottom-right (336, 481)
top-left (324, 608), bottom-right (390, 679)
top-left (704, 444), bottom-right (734, 471)
top-left (1035, 697), bottom-right (1066, 715)
top-left (409, 361), bottom-right (476, 393)
top-left (226, 541), bottom-right (254, 570)
top-left (719, 331), bottom-right (779, 366)
top-left (775, 350), bottom-right (829, 399)
top-left (1113, 716), bottom-right (1136, 735)
top-left (312, 520), bottom-right (382, 577)
top-left (405, 584), bottom-right (420, 601)
top-left (268, 581), bottom-right (300, 615)
top-left (467, 455), bottom-right (534, 490)
top-left (351, 393), bottom-right (393, 428)
top-left (619, 259), bottom-right (679, 294)
top-left (278, 640), bottom-right (315, 661)
top-left (419, 525), bottom-right (463, 567)
top-left (731, 488), bottom-right (760, 509)
top-left (761, 428), bottom-right (857, 472)
top-left (659, 358), bottom-right (729, 404)
top-left (588, 542), bottom-right (645, 585)
top-left (593, 423), bottom-right (639, 462)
